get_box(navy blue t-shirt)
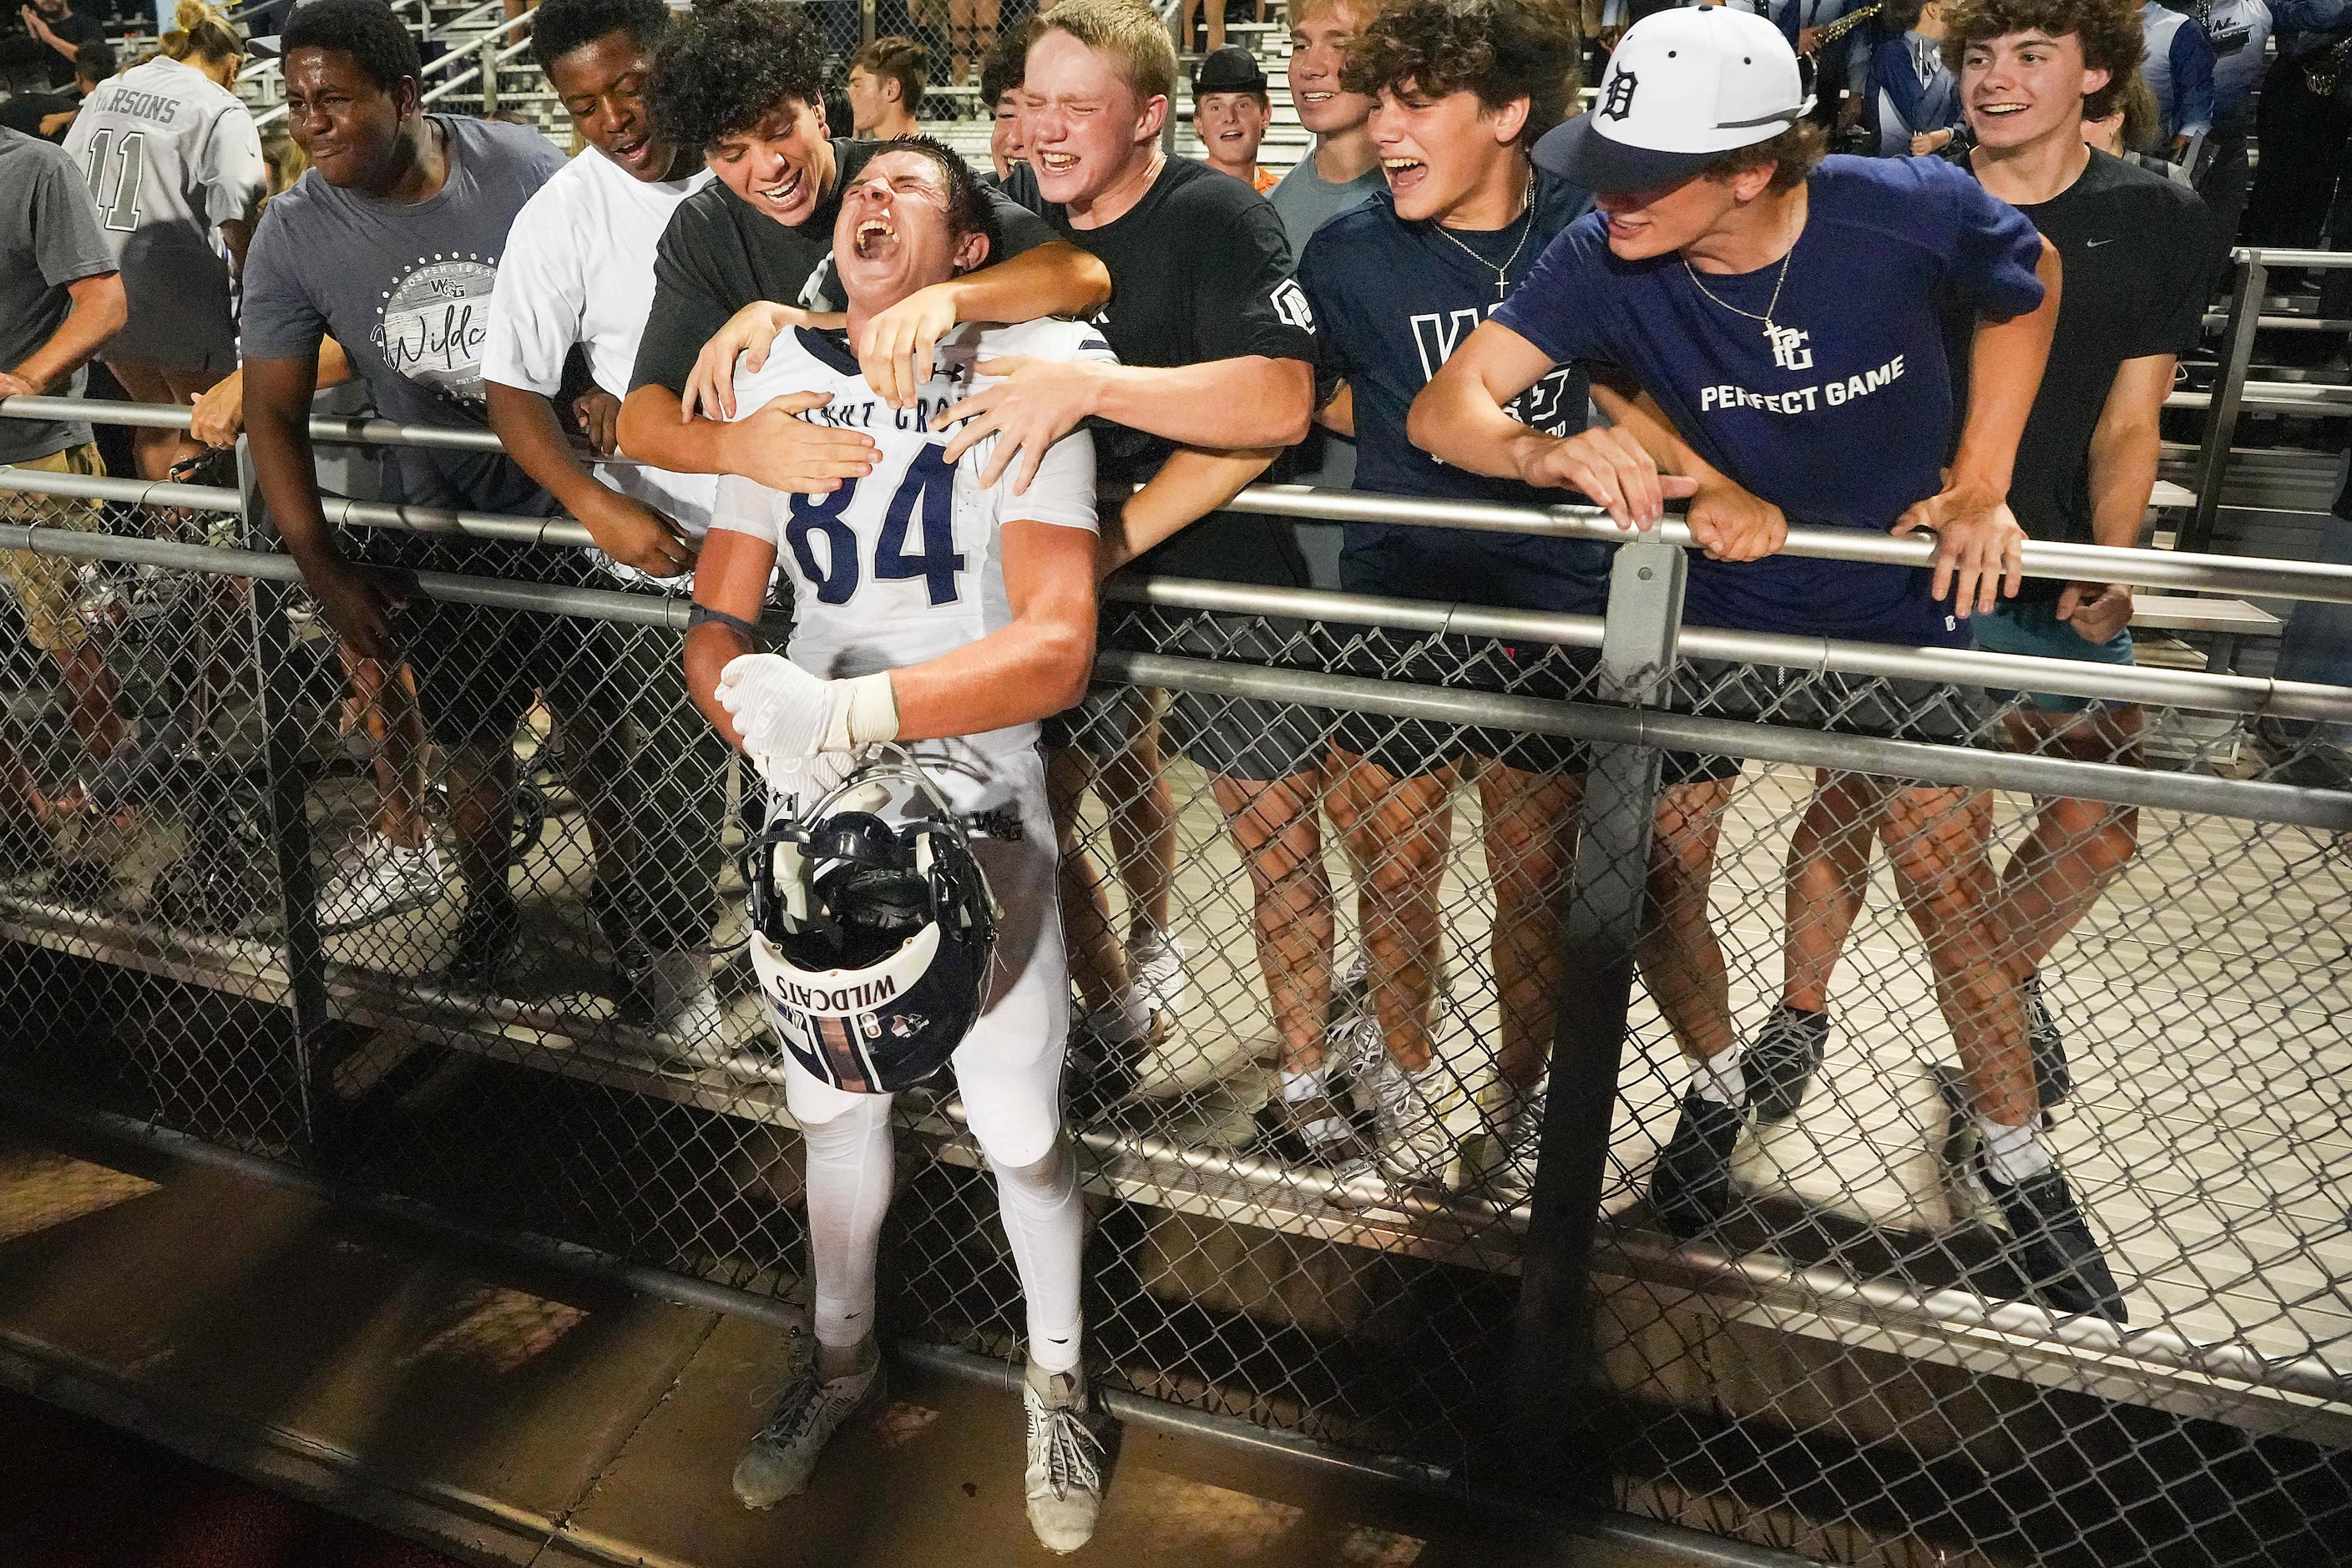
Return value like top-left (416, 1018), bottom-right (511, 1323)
top-left (1495, 154), bottom-right (2046, 644)
top-left (1296, 169), bottom-right (1612, 616)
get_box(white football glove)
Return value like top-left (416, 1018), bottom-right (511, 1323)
top-left (714, 654), bottom-right (901, 784)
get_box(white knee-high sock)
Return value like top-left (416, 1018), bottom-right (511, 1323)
top-left (801, 1095), bottom-right (895, 1349)
top-left (987, 1142), bottom-right (1086, 1373)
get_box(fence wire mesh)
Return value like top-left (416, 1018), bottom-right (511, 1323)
top-left (2, 473), bottom-right (2348, 1567)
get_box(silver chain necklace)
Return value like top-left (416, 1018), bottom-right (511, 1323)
top-left (1682, 248), bottom-right (1794, 339)
top-left (1431, 170), bottom-right (1536, 301)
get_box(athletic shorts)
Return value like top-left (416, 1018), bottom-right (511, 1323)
top-left (352, 535), bottom-right (601, 751)
top-left (0, 443), bottom-right (106, 655)
top-left (1970, 596), bottom-right (2136, 714)
top-left (773, 740), bottom-right (1068, 1169)
top-left (1046, 607), bottom-right (1334, 785)
top-left (107, 246), bottom-right (238, 375)
top-left (1656, 660), bottom-right (1991, 786)
top-left (1328, 629), bottom-right (1596, 780)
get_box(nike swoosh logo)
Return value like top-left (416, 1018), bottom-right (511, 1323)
top-left (2086, 238), bottom-right (2116, 248)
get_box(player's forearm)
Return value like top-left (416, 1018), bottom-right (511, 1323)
top-left (941, 239), bottom-right (1110, 323)
top-left (485, 381), bottom-right (608, 514)
top-left (891, 615), bottom-right (1096, 738)
top-left (1100, 447), bottom-right (1279, 573)
top-left (1951, 239), bottom-right (2061, 498)
top-left (13, 274), bottom-right (124, 391)
top-left (1085, 357), bottom-right (1313, 449)
top-left (618, 384), bottom-right (731, 476)
top-left (317, 336), bottom-right (353, 390)
top-left (219, 216), bottom-right (255, 282)
top-left (685, 621), bottom-right (756, 751)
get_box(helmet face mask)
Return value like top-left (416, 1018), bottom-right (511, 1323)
top-left (742, 750), bottom-right (999, 1094)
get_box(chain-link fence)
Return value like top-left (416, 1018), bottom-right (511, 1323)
top-left (3, 407), bottom-right (2349, 1566)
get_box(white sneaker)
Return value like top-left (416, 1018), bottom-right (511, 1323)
top-left (1023, 1363), bottom-right (1109, 1553)
top-left (316, 833), bottom-right (446, 930)
top-left (1127, 929), bottom-right (1192, 1024)
top-left (1369, 1053), bottom-right (1464, 1191)
top-left (634, 947), bottom-right (726, 1065)
top-left (731, 1356), bottom-right (884, 1509)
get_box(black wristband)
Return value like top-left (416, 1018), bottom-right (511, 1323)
top-left (687, 603), bottom-right (763, 646)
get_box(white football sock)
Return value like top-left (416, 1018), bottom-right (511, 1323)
top-left (1693, 1047), bottom-right (1747, 1107)
top-left (801, 1093), bottom-right (895, 1352)
top-left (989, 1141), bottom-right (1086, 1374)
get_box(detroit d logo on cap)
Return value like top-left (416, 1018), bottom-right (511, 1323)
top-left (1601, 70), bottom-right (1637, 121)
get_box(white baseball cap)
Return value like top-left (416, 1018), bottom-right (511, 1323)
top-left (1535, 6), bottom-right (1813, 193)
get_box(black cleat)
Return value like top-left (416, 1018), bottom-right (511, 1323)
top-left (1979, 1159), bottom-right (2127, 1323)
top-left (2022, 972), bottom-right (2071, 1109)
top-left (1648, 1088), bottom-right (1748, 1239)
top-left (1745, 1003), bottom-right (1829, 1123)
top-left (442, 888), bottom-right (520, 989)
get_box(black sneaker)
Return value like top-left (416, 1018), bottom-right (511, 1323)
top-left (1978, 1157), bottom-right (2128, 1323)
top-left (442, 888), bottom-right (520, 989)
top-left (2022, 972), bottom-right (2071, 1109)
top-left (1648, 1088), bottom-right (1748, 1240)
top-left (1745, 1003), bottom-right (1829, 1123)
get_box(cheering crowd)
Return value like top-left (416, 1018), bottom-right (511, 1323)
top-left (4, 0), bottom-right (2351, 1548)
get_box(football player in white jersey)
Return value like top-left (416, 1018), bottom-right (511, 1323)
top-left (61, 2), bottom-right (265, 479)
top-left (684, 139), bottom-right (1115, 1553)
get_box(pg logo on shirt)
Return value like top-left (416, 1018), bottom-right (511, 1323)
top-left (1270, 278), bottom-right (1315, 333)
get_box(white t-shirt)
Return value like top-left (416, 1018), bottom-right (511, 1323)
top-left (483, 144), bottom-right (718, 561)
top-left (712, 317), bottom-right (1112, 752)
top-left (63, 55), bottom-right (265, 248)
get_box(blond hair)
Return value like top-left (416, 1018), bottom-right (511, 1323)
top-left (1037, 0), bottom-right (1176, 107)
top-left (161, 0), bottom-right (244, 65)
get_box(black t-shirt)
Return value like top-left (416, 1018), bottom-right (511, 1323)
top-left (1952, 148), bottom-right (2208, 596)
top-left (1025, 155), bottom-right (1319, 585)
top-left (630, 138), bottom-right (1061, 397)
top-left (32, 8), bottom-right (101, 89)
top-left (0, 89), bottom-right (77, 139)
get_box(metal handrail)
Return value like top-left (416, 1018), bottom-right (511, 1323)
top-left (3, 467), bottom-right (2347, 730)
top-left (6, 394), bottom-right (2352, 605)
top-left (249, 6), bottom-right (537, 124)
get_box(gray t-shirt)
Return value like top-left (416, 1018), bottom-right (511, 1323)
top-left (1266, 153), bottom-right (1384, 260)
top-left (0, 125), bottom-right (116, 465)
top-left (240, 114), bottom-right (566, 511)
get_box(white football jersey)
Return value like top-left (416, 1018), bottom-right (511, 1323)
top-left (62, 56), bottom-right (266, 255)
top-left (711, 317), bottom-right (1115, 751)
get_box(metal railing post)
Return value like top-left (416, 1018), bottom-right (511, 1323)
top-left (862, 0), bottom-right (877, 48)
top-left (478, 32), bottom-right (500, 114)
top-left (2185, 249), bottom-right (2268, 556)
top-left (238, 437), bottom-right (334, 1162)
top-left (1504, 531), bottom-right (1684, 1502)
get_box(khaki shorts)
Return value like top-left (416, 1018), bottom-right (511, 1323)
top-left (1, 443), bottom-right (107, 655)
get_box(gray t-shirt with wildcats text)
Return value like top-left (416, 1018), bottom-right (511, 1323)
top-left (240, 114), bottom-right (565, 511)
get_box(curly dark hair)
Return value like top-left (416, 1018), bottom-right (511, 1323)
top-left (858, 136), bottom-right (1002, 269)
top-left (1940, 0), bottom-right (2143, 122)
top-left (529, 0), bottom-right (670, 74)
top-left (281, 0), bottom-right (422, 93)
top-left (979, 17), bottom-right (1041, 106)
top-left (1341, 0), bottom-right (1580, 146)
top-left (648, 0), bottom-right (827, 153)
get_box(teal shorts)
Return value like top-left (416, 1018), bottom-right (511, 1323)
top-left (1972, 597), bottom-right (2135, 713)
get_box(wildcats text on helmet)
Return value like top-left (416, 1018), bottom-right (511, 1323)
top-left (771, 973), bottom-right (904, 1016)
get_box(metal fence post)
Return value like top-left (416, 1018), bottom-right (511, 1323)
top-left (1504, 530), bottom-right (1685, 1502)
top-left (2185, 249), bottom-right (2267, 556)
top-left (238, 437), bottom-right (334, 1161)
top-left (862, 0), bottom-right (877, 48)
